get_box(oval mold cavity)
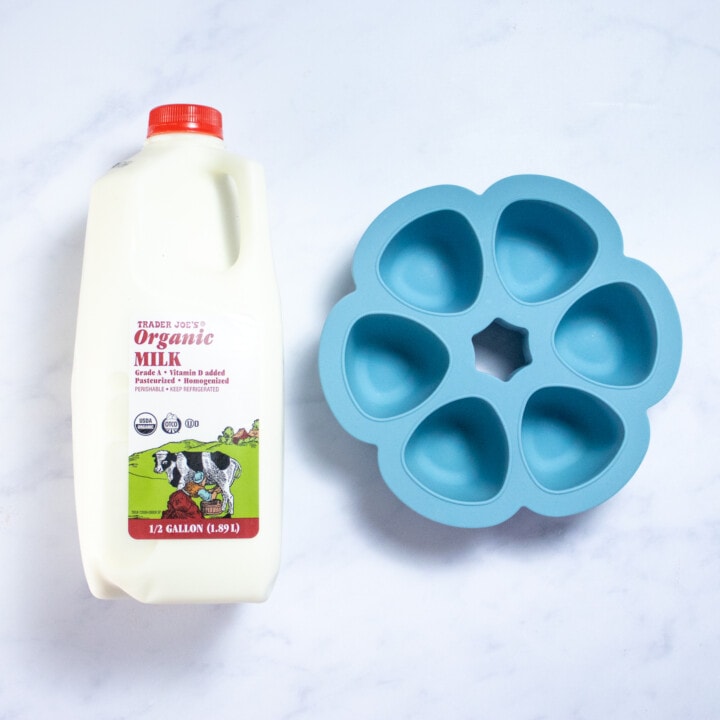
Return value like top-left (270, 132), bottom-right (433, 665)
top-left (378, 209), bottom-right (482, 313)
top-left (495, 200), bottom-right (597, 303)
top-left (554, 282), bottom-right (658, 386)
top-left (521, 387), bottom-right (624, 492)
top-left (344, 314), bottom-right (449, 419)
top-left (404, 397), bottom-right (508, 503)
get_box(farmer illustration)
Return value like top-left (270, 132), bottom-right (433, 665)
top-left (161, 472), bottom-right (221, 519)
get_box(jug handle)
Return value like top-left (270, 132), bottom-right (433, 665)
top-left (216, 155), bottom-right (270, 273)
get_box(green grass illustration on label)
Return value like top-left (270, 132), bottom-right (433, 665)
top-left (129, 435), bottom-right (259, 520)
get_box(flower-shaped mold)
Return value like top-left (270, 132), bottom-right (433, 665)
top-left (319, 176), bottom-right (682, 527)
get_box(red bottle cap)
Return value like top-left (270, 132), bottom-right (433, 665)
top-left (147, 104), bottom-right (223, 139)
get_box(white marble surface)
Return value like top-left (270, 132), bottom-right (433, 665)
top-left (1, 1), bottom-right (719, 717)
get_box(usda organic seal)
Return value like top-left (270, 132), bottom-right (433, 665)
top-left (133, 412), bottom-right (157, 436)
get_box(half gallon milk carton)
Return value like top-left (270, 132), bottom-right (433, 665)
top-left (72, 104), bottom-right (283, 603)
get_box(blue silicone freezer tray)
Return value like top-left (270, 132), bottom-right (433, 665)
top-left (319, 176), bottom-right (682, 527)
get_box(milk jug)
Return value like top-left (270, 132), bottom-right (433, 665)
top-left (72, 104), bottom-right (283, 603)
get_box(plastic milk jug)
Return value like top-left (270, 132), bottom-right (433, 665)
top-left (72, 104), bottom-right (283, 603)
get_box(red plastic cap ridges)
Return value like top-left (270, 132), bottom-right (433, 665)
top-left (147, 104), bottom-right (223, 139)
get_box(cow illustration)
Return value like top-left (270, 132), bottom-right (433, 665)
top-left (153, 450), bottom-right (241, 516)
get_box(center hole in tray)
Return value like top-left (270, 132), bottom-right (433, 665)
top-left (472, 319), bottom-right (531, 381)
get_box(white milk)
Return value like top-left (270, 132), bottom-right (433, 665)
top-left (72, 105), bottom-right (283, 603)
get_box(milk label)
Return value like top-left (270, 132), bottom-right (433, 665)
top-left (127, 316), bottom-right (261, 539)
